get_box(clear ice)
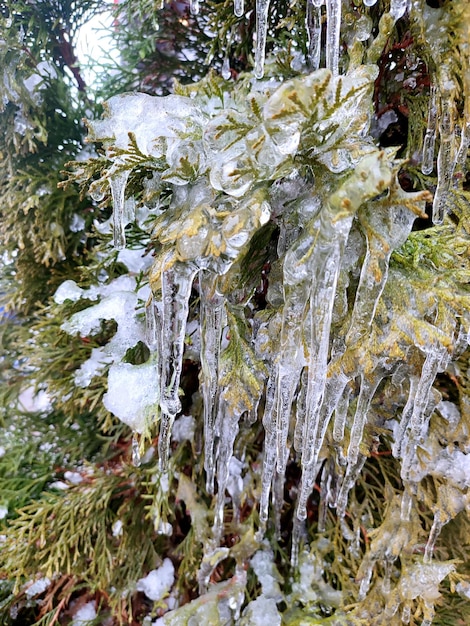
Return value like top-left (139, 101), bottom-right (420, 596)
top-left (75, 6), bottom-right (470, 611)
top-left (254, 0), bottom-right (271, 79)
top-left (158, 260), bottom-right (199, 469)
top-left (325, 0), bottom-right (341, 76)
top-left (421, 84), bottom-right (437, 175)
top-left (433, 99), bottom-right (457, 224)
top-left (199, 271), bottom-right (225, 494)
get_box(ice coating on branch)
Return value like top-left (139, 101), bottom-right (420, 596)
top-left (346, 193), bottom-right (424, 346)
top-left (71, 54), bottom-right (470, 615)
top-left (87, 92), bottom-right (198, 155)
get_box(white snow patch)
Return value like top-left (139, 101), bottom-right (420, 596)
top-left (0, 505), bottom-right (8, 520)
top-left (112, 520), bottom-right (123, 537)
top-left (25, 577), bottom-right (51, 599)
top-left (64, 471), bottom-right (84, 485)
top-left (71, 601), bottom-right (97, 625)
top-left (226, 456), bottom-right (244, 502)
top-left (136, 559), bottom-right (175, 601)
top-left (250, 549), bottom-right (282, 600)
top-left (18, 387), bottom-right (51, 413)
top-left (54, 279), bottom-right (87, 304)
top-left (117, 247), bottom-right (153, 274)
top-left (171, 415), bottom-right (195, 442)
top-left (49, 481), bottom-right (69, 490)
top-left (103, 359), bottom-right (159, 433)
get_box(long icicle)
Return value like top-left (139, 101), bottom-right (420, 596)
top-left (400, 347), bottom-right (448, 482)
top-left (259, 374), bottom-right (278, 525)
top-left (325, 0), bottom-right (341, 76)
top-left (300, 152), bottom-right (393, 470)
top-left (346, 373), bottom-right (382, 467)
top-left (254, 0), bottom-right (271, 79)
top-left (421, 84), bottom-right (437, 176)
top-left (433, 96), bottom-right (457, 224)
top-left (199, 271), bottom-right (225, 495)
top-left (158, 260), bottom-right (199, 469)
top-left (306, 0), bottom-right (322, 71)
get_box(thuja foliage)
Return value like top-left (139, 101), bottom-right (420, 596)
top-left (1, 0), bottom-right (470, 625)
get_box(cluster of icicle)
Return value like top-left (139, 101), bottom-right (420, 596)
top-left (79, 0), bottom-right (470, 618)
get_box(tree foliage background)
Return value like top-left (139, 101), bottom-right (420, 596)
top-left (1, 0), bottom-right (470, 625)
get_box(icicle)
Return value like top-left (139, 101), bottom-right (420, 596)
top-left (392, 375), bottom-right (418, 459)
top-left (400, 483), bottom-right (415, 521)
top-left (382, 560), bottom-right (392, 595)
top-left (273, 470), bottom-right (284, 539)
top-left (132, 433), bottom-right (141, 467)
top-left (358, 561), bottom-right (374, 601)
top-left (275, 367), bottom-right (297, 473)
top-left (109, 170), bottom-right (131, 249)
top-left (300, 248), bottom-right (344, 469)
top-left (433, 99), bottom-right (457, 224)
top-left (333, 384), bottom-right (351, 442)
top-left (300, 152), bottom-right (393, 471)
top-left (254, 0), bottom-right (271, 79)
top-left (234, 0), bottom-right (244, 17)
top-left (306, 0), bottom-right (322, 71)
top-left (346, 374), bottom-right (381, 467)
top-left (301, 370), bottom-right (350, 482)
top-left (158, 260), bottom-right (198, 469)
top-left (294, 369), bottom-right (308, 452)
top-left (325, 0), bottom-right (341, 76)
top-left (454, 121), bottom-right (470, 181)
top-left (221, 57), bottom-right (231, 80)
top-left (402, 605), bottom-right (411, 624)
top-left (335, 453), bottom-right (367, 517)
top-left (400, 348), bottom-right (448, 482)
top-left (347, 202), bottom-right (421, 347)
top-left (145, 295), bottom-right (161, 352)
top-left (212, 397), bottom-right (243, 540)
top-left (259, 374), bottom-right (279, 525)
top-left (291, 517), bottom-right (307, 568)
top-left (296, 458), bottom-right (322, 520)
top-left (189, 0), bottom-right (200, 15)
top-left (317, 459), bottom-right (334, 532)
top-left (424, 514), bottom-right (443, 562)
top-left (363, 0), bottom-right (377, 6)
top-left (199, 271), bottom-right (224, 495)
top-left (421, 85), bottom-right (438, 175)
